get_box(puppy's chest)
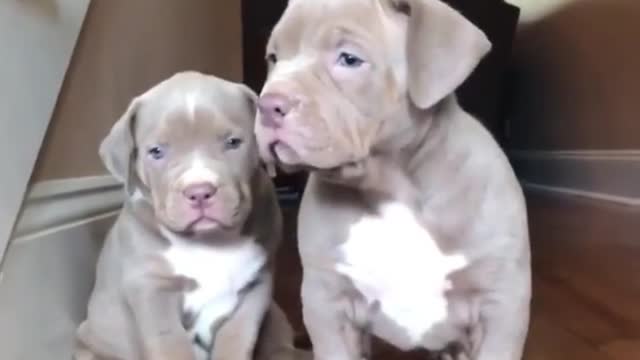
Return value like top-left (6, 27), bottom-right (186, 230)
top-left (335, 202), bottom-right (469, 344)
top-left (163, 241), bottom-right (266, 347)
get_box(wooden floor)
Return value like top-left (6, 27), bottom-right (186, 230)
top-left (272, 192), bottom-right (640, 359)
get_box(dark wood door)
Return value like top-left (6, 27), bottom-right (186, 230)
top-left (242, 0), bottom-right (306, 201)
top-left (242, 0), bottom-right (520, 197)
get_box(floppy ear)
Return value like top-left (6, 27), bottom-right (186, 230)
top-left (394, 0), bottom-right (492, 109)
top-left (237, 84), bottom-right (263, 167)
top-left (99, 97), bottom-right (142, 194)
top-left (238, 83), bottom-right (259, 120)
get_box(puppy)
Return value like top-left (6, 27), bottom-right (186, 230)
top-left (254, 1), bottom-right (531, 360)
top-left (74, 71), bottom-right (296, 360)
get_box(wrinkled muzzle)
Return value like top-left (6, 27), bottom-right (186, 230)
top-left (156, 159), bottom-right (251, 236)
top-left (255, 69), bottom-right (376, 173)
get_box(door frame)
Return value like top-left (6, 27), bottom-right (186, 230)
top-left (0, 0), bottom-right (91, 263)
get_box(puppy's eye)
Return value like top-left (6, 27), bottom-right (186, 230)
top-left (266, 53), bottom-right (278, 64)
top-left (337, 52), bottom-right (365, 68)
top-left (147, 146), bottom-right (166, 160)
top-left (224, 137), bottom-right (243, 150)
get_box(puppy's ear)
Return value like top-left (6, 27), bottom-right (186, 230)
top-left (238, 83), bottom-right (259, 120)
top-left (235, 83), bottom-right (263, 169)
top-left (393, 0), bottom-right (491, 109)
top-left (99, 97), bottom-right (142, 194)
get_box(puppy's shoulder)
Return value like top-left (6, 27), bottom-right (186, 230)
top-left (99, 196), bottom-right (170, 267)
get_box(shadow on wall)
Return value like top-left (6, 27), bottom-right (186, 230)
top-left (506, 0), bottom-right (640, 150)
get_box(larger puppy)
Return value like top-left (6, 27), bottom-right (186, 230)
top-left (75, 72), bottom-right (298, 360)
top-left (254, 1), bottom-right (531, 359)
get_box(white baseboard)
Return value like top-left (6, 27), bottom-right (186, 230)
top-left (0, 176), bottom-right (123, 360)
top-left (521, 181), bottom-right (640, 207)
top-left (510, 150), bottom-right (640, 206)
top-left (11, 175), bottom-right (124, 244)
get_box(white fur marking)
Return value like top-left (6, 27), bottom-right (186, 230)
top-left (130, 189), bottom-right (144, 201)
top-left (180, 156), bottom-right (220, 187)
top-left (337, 202), bottom-right (467, 344)
top-left (184, 91), bottom-right (200, 120)
top-left (162, 230), bottom-right (266, 348)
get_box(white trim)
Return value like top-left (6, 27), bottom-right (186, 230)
top-left (521, 181), bottom-right (640, 207)
top-left (10, 176), bottom-right (124, 246)
top-left (510, 149), bottom-right (640, 206)
top-left (0, 200), bottom-right (115, 360)
top-left (0, 175), bottom-right (123, 359)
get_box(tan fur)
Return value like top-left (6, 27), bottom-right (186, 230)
top-left (76, 72), bottom-right (304, 360)
top-left (255, 1), bottom-right (531, 360)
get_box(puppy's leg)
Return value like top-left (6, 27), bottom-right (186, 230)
top-left (302, 270), bottom-right (369, 360)
top-left (73, 344), bottom-right (99, 360)
top-left (73, 322), bottom-right (126, 360)
top-left (254, 303), bottom-right (312, 360)
top-left (210, 272), bottom-right (272, 360)
top-left (473, 272), bottom-right (530, 360)
top-left (428, 342), bottom-right (471, 360)
top-left (124, 270), bottom-right (196, 360)
top-left (74, 322), bottom-right (96, 360)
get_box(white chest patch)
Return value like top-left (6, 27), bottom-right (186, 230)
top-left (336, 202), bottom-right (468, 344)
top-left (163, 237), bottom-right (266, 348)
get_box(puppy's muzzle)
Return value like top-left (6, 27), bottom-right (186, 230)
top-left (182, 182), bottom-right (218, 210)
top-left (257, 92), bottom-right (299, 129)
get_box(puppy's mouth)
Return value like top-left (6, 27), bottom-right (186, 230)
top-left (184, 216), bottom-right (232, 235)
top-left (257, 123), bottom-right (357, 173)
top-left (269, 141), bottom-right (300, 165)
top-left (268, 140), bottom-right (323, 175)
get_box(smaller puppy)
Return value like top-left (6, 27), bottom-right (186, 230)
top-left (74, 72), bottom-right (295, 360)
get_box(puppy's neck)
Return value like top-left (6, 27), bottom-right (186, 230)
top-left (373, 97), bottom-right (451, 162)
top-left (160, 225), bottom-right (250, 249)
top-left (317, 97), bottom-right (457, 207)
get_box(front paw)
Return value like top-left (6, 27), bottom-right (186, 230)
top-left (144, 338), bottom-right (198, 360)
top-left (428, 343), bottom-right (470, 360)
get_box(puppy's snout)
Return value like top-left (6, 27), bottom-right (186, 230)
top-left (257, 93), bottom-right (297, 128)
top-left (183, 183), bottom-right (218, 209)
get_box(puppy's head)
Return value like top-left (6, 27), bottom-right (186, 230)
top-left (255, 0), bottom-right (491, 171)
top-left (100, 71), bottom-right (259, 237)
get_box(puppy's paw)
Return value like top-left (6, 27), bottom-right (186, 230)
top-left (72, 348), bottom-right (97, 360)
top-left (429, 343), bottom-right (470, 360)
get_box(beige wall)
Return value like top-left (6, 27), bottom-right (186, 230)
top-left (32, 0), bottom-right (243, 181)
top-left (507, 0), bottom-right (640, 150)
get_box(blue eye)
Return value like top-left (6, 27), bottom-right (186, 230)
top-left (147, 146), bottom-right (166, 160)
top-left (337, 52), bottom-right (365, 68)
top-left (224, 137), bottom-right (243, 150)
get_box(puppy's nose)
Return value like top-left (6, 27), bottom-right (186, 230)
top-left (257, 93), bottom-right (295, 128)
top-left (183, 183), bottom-right (217, 208)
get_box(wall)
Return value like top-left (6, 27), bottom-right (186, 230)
top-left (32, 0), bottom-right (243, 181)
top-left (506, 0), bottom-right (640, 204)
